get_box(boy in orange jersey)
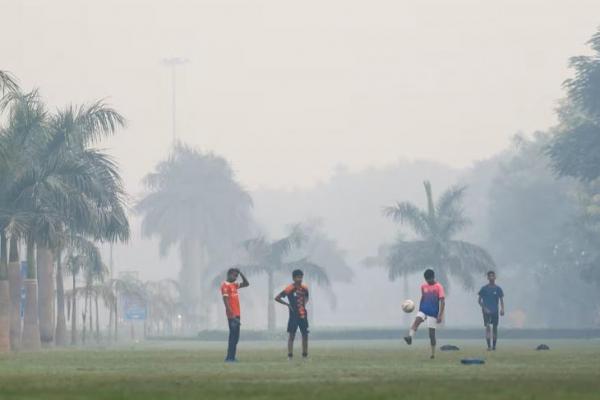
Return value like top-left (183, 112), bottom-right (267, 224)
top-left (275, 269), bottom-right (310, 360)
top-left (220, 268), bottom-right (249, 362)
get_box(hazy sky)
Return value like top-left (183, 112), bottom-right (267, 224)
top-left (2, 0), bottom-right (600, 192)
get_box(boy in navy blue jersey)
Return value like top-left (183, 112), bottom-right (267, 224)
top-left (478, 271), bottom-right (505, 351)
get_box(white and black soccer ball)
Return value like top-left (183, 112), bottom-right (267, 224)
top-left (401, 299), bottom-right (415, 313)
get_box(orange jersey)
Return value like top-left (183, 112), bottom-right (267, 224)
top-left (283, 284), bottom-right (309, 318)
top-left (220, 281), bottom-right (241, 318)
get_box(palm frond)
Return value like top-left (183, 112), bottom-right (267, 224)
top-left (385, 240), bottom-right (435, 281)
top-left (74, 100), bottom-right (126, 144)
top-left (436, 185), bottom-right (471, 239)
top-left (234, 263), bottom-right (268, 278)
top-left (436, 185), bottom-right (467, 218)
top-left (446, 240), bottom-right (496, 290)
top-left (383, 202), bottom-right (430, 238)
top-left (271, 225), bottom-right (306, 260)
top-left (0, 70), bottom-right (19, 96)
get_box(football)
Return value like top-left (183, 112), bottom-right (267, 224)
top-left (401, 299), bottom-right (415, 313)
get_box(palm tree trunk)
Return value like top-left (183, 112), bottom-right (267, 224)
top-left (179, 239), bottom-right (201, 331)
top-left (95, 293), bottom-right (100, 344)
top-left (37, 246), bottom-right (55, 347)
top-left (88, 291), bottom-right (93, 337)
top-left (82, 289), bottom-right (87, 345)
top-left (54, 248), bottom-right (67, 346)
top-left (114, 294), bottom-right (118, 342)
top-left (22, 239), bottom-right (41, 351)
top-left (8, 237), bottom-right (21, 351)
top-left (108, 298), bottom-right (114, 342)
top-left (67, 293), bottom-right (71, 321)
top-left (70, 273), bottom-right (77, 345)
top-left (0, 233), bottom-right (10, 353)
top-left (267, 271), bottom-right (275, 331)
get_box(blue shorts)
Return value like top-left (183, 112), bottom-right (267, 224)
top-left (483, 312), bottom-right (499, 326)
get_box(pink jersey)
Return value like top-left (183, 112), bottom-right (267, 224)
top-left (419, 282), bottom-right (445, 317)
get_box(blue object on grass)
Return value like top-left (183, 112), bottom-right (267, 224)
top-left (461, 358), bottom-right (485, 365)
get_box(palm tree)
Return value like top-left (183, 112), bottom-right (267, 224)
top-left (233, 226), bottom-right (331, 331)
top-left (46, 102), bottom-right (129, 346)
top-left (381, 181), bottom-right (495, 291)
top-left (0, 89), bottom-right (48, 350)
top-left (136, 144), bottom-right (253, 330)
top-left (0, 70), bottom-right (18, 353)
top-left (65, 236), bottom-right (105, 345)
top-left (80, 259), bottom-right (109, 345)
top-left (0, 87), bottom-right (129, 349)
top-left (0, 229), bottom-right (9, 353)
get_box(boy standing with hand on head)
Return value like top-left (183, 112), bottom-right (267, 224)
top-left (275, 269), bottom-right (310, 360)
top-left (220, 268), bottom-right (249, 362)
top-left (404, 269), bottom-right (445, 359)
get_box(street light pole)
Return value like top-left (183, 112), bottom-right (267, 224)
top-left (161, 57), bottom-right (190, 145)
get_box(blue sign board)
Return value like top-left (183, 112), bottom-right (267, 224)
top-left (123, 294), bottom-right (147, 321)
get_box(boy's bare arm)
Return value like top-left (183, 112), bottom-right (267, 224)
top-left (437, 299), bottom-right (445, 323)
top-left (274, 292), bottom-right (293, 312)
top-left (238, 271), bottom-right (249, 288)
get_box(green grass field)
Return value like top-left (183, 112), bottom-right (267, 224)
top-left (0, 339), bottom-right (598, 400)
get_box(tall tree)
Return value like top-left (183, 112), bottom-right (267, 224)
top-left (382, 181), bottom-right (495, 291)
top-left (0, 89), bottom-right (129, 348)
top-left (0, 69), bottom-right (19, 353)
top-left (136, 144), bottom-right (253, 330)
top-left (0, 89), bottom-right (48, 350)
top-left (548, 28), bottom-right (600, 181)
top-left (45, 102), bottom-right (129, 346)
top-left (65, 236), bottom-right (105, 345)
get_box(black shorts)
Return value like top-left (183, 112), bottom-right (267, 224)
top-left (483, 312), bottom-right (499, 326)
top-left (287, 314), bottom-right (309, 336)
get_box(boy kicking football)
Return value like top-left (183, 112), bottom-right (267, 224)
top-left (404, 269), bottom-right (445, 359)
top-left (275, 269), bottom-right (310, 360)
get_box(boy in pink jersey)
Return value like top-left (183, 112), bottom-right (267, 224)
top-left (404, 269), bottom-right (445, 359)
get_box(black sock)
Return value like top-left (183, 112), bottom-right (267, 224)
top-left (486, 338), bottom-right (491, 348)
top-left (302, 352), bottom-right (308, 358)
top-left (493, 338), bottom-right (497, 348)
top-left (288, 353), bottom-right (293, 358)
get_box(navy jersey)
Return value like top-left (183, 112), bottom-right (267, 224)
top-left (478, 284), bottom-right (504, 314)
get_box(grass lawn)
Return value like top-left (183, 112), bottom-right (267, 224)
top-left (0, 339), bottom-right (598, 400)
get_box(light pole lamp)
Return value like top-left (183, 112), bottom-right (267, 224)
top-left (161, 57), bottom-right (190, 145)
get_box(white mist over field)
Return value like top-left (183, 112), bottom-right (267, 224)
top-left (2, 0), bottom-right (600, 333)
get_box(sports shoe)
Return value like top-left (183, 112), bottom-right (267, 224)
top-left (404, 336), bottom-right (412, 345)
